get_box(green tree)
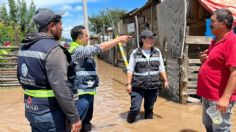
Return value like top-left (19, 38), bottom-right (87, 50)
top-left (0, 0), bottom-right (37, 45)
top-left (26, 0), bottom-right (37, 33)
top-left (0, 22), bottom-right (15, 45)
top-left (19, 0), bottom-right (27, 32)
top-left (0, 3), bottom-right (9, 24)
top-left (17, 0), bottom-right (36, 33)
top-left (8, 0), bottom-right (18, 25)
top-left (89, 8), bottom-right (127, 34)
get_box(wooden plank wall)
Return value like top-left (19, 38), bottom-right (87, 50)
top-left (186, 0), bottom-right (211, 36)
top-left (116, 2), bottom-right (160, 67)
top-left (166, 57), bottom-right (180, 98)
top-left (184, 36), bottom-right (211, 103)
top-left (0, 46), bottom-right (20, 87)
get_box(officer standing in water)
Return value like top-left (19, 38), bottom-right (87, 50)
top-left (126, 30), bottom-right (169, 123)
top-left (69, 25), bottom-right (132, 131)
top-left (17, 9), bottom-right (81, 132)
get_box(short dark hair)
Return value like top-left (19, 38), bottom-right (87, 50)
top-left (39, 15), bottom-right (62, 32)
top-left (70, 25), bottom-right (85, 42)
top-left (213, 9), bottom-right (234, 29)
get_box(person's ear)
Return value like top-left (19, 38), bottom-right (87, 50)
top-left (222, 20), bottom-right (228, 28)
top-left (49, 22), bottom-right (56, 31)
top-left (141, 38), bottom-right (145, 42)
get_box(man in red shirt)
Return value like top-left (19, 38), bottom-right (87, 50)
top-left (197, 9), bottom-right (236, 132)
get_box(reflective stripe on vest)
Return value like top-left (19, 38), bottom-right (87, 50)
top-left (136, 58), bottom-right (147, 62)
top-left (136, 57), bottom-right (160, 62)
top-left (24, 89), bottom-right (55, 98)
top-left (77, 88), bottom-right (96, 95)
top-left (76, 71), bottom-right (97, 76)
top-left (134, 71), bottom-right (159, 76)
top-left (18, 50), bottom-right (47, 60)
top-left (149, 57), bottom-right (160, 61)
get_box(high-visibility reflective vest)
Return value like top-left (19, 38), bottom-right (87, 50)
top-left (69, 42), bottom-right (98, 95)
top-left (131, 47), bottom-right (161, 89)
top-left (69, 41), bottom-right (80, 53)
top-left (17, 36), bottom-right (74, 114)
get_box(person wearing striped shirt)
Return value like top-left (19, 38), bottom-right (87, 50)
top-left (69, 25), bottom-right (131, 132)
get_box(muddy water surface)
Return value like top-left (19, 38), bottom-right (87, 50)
top-left (0, 59), bottom-right (235, 132)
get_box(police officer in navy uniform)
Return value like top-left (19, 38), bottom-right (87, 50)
top-left (126, 30), bottom-right (169, 123)
top-left (17, 9), bottom-right (81, 132)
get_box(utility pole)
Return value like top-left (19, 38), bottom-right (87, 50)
top-left (83, 0), bottom-right (90, 44)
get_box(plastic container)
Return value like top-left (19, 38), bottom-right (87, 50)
top-left (206, 106), bottom-right (223, 125)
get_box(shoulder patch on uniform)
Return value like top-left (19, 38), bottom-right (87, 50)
top-left (21, 63), bottom-right (28, 77)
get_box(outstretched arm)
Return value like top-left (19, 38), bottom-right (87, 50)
top-left (72, 35), bottom-right (132, 61)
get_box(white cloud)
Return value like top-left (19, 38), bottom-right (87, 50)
top-left (62, 26), bottom-right (74, 38)
top-left (62, 15), bottom-right (84, 39)
top-left (0, 0), bottom-right (93, 39)
top-left (75, 6), bottom-right (83, 11)
top-left (62, 5), bottom-right (73, 11)
top-left (1, 0), bottom-right (101, 8)
top-left (63, 11), bottom-right (72, 17)
top-left (62, 24), bottom-right (82, 39)
top-left (29, 0), bottom-right (80, 8)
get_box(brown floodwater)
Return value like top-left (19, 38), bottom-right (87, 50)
top-left (0, 59), bottom-right (235, 132)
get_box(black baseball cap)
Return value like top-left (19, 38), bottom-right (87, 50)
top-left (33, 8), bottom-right (63, 31)
top-left (141, 30), bottom-right (156, 38)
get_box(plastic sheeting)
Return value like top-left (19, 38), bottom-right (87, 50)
top-left (198, 0), bottom-right (236, 25)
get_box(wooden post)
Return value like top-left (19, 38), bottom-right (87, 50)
top-left (179, 44), bottom-right (189, 104)
top-left (14, 24), bottom-right (19, 46)
top-left (179, 26), bottom-right (189, 104)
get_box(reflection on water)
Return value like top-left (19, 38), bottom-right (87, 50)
top-left (0, 59), bottom-right (235, 132)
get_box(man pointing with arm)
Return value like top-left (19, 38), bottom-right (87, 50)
top-left (69, 25), bottom-right (131, 132)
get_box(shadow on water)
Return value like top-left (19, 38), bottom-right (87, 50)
top-left (179, 129), bottom-right (199, 132)
top-left (96, 123), bottom-right (119, 129)
top-left (119, 111), bottom-right (163, 121)
top-left (112, 78), bottom-right (127, 86)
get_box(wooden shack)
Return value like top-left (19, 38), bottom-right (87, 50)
top-left (115, 0), bottom-right (213, 103)
top-left (116, 0), bottom-right (161, 68)
top-left (157, 0), bottom-right (215, 103)
top-left (100, 0), bottom-right (236, 104)
top-left (97, 29), bottom-right (117, 65)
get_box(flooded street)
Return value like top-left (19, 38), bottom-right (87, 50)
top-left (0, 59), bottom-right (235, 132)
